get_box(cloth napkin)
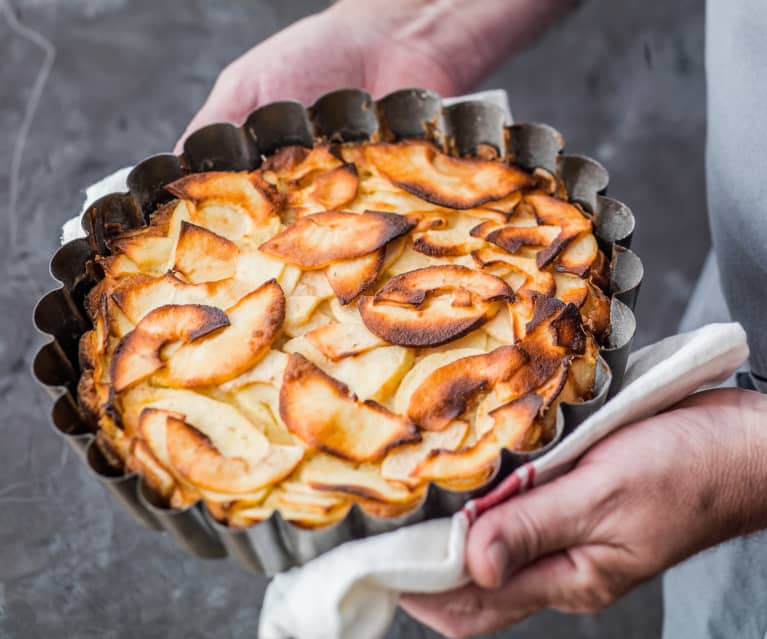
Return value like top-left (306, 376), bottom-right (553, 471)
top-left (258, 322), bottom-right (748, 639)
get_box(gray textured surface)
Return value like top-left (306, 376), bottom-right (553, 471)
top-left (0, 0), bottom-right (708, 637)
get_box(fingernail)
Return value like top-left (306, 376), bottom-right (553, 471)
top-left (485, 541), bottom-right (510, 587)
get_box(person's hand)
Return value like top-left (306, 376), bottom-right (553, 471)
top-left (176, 2), bottom-right (463, 151)
top-left (401, 388), bottom-right (767, 638)
top-left (177, 0), bottom-right (580, 151)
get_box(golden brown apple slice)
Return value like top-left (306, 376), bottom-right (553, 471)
top-left (164, 416), bottom-right (303, 493)
top-left (125, 438), bottom-right (177, 500)
top-left (360, 295), bottom-right (497, 348)
top-left (324, 248), bottom-right (385, 304)
top-left (299, 453), bottom-right (415, 503)
top-left (279, 353), bottom-right (417, 462)
top-left (305, 164), bottom-right (359, 210)
top-left (412, 215), bottom-right (488, 257)
top-left (384, 243), bottom-right (433, 276)
top-left (275, 484), bottom-right (348, 516)
top-left (393, 348), bottom-right (485, 415)
top-left (262, 145), bottom-right (343, 182)
top-left (133, 390), bottom-right (270, 454)
top-left (381, 420), bottom-right (469, 485)
top-left (235, 249), bottom-right (286, 287)
top-left (329, 296), bottom-right (363, 324)
top-left (366, 140), bottom-right (534, 209)
top-left (359, 265), bottom-right (513, 347)
top-left (495, 297), bottom-right (587, 403)
top-left (157, 279), bottom-right (285, 387)
top-left (305, 322), bottom-right (386, 360)
top-left (172, 221), bottom-right (239, 283)
top-left (284, 295), bottom-right (324, 337)
top-left (482, 190), bottom-right (524, 214)
top-left (470, 219), bottom-right (560, 254)
top-left (413, 394), bottom-right (543, 482)
top-left (166, 171), bottom-right (276, 224)
top-left (523, 193), bottom-right (593, 268)
top-left (111, 304), bottom-right (229, 392)
top-left (407, 345), bottom-right (528, 431)
top-left (293, 270), bottom-right (335, 299)
top-left (258, 210), bottom-right (414, 269)
top-left (110, 234), bottom-right (174, 273)
top-left (220, 349), bottom-right (289, 391)
top-left (579, 281), bottom-right (611, 340)
top-left (553, 272), bottom-right (590, 307)
top-left (330, 345), bottom-right (414, 403)
top-left (555, 231), bottom-right (599, 277)
top-left (106, 199), bottom-right (190, 273)
top-left (472, 247), bottom-right (556, 296)
top-left (483, 303), bottom-right (516, 343)
top-left (100, 254), bottom-right (141, 279)
top-left (231, 383), bottom-right (296, 446)
top-left (283, 303), bottom-right (333, 339)
top-left (113, 273), bottom-right (239, 324)
top-left (373, 265), bottom-right (513, 305)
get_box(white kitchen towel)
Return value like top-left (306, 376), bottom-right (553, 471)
top-left (60, 89), bottom-right (512, 245)
top-left (258, 321), bottom-right (748, 639)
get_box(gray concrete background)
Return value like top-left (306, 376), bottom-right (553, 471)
top-left (0, 0), bottom-right (708, 637)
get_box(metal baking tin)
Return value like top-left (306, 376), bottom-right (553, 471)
top-left (32, 88), bottom-right (643, 575)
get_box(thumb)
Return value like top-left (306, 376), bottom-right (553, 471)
top-left (466, 472), bottom-right (595, 588)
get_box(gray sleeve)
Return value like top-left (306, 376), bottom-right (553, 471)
top-left (705, 0), bottom-right (767, 391)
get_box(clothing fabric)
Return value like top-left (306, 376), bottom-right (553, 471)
top-left (662, 2), bottom-right (767, 636)
top-left (704, 0), bottom-right (767, 391)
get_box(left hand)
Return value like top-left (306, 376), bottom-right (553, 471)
top-left (401, 388), bottom-right (767, 638)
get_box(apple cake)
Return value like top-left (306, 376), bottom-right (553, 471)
top-left (78, 139), bottom-right (611, 529)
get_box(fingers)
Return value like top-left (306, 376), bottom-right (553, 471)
top-left (399, 553), bottom-right (572, 638)
top-left (402, 549), bottom-right (624, 638)
top-left (466, 472), bottom-right (595, 588)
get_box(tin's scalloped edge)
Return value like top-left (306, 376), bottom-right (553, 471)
top-left (31, 87), bottom-right (642, 574)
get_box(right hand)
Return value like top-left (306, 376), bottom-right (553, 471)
top-left (176, 2), bottom-right (464, 151)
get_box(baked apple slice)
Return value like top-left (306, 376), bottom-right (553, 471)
top-left (366, 140), bottom-right (534, 209)
top-left (407, 345), bottom-right (528, 431)
top-left (259, 210), bottom-right (414, 269)
top-left (472, 247), bottom-right (556, 296)
top-left (324, 248), bottom-right (385, 304)
top-left (524, 193), bottom-right (593, 268)
top-left (393, 348), bottom-right (485, 415)
top-left (305, 322), bottom-right (386, 361)
top-left (381, 420), bottom-right (469, 485)
top-left (470, 219), bottom-right (559, 254)
top-left (134, 389), bottom-right (269, 447)
top-left (113, 272), bottom-right (251, 324)
top-left (157, 279), bottom-right (285, 387)
top-left (359, 265), bottom-right (513, 347)
top-left (330, 345), bottom-right (414, 403)
top-left (262, 145), bottom-right (343, 182)
top-left (555, 231), bottom-right (599, 277)
top-left (165, 416), bottom-right (303, 494)
top-left (166, 171), bottom-right (276, 224)
top-left (111, 304), bottom-right (229, 392)
top-left (279, 353), bottom-right (417, 462)
top-left (299, 453), bottom-right (415, 503)
top-left (172, 221), bottom-right (239, 283)
top-left (293, 164), bottom-right (360, 211)
top-left (413, 394), bottom-right (543, 482)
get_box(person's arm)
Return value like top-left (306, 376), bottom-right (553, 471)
top-left (401, 388), bottom-right (767, 638)
top-left (177, 0), bottom-right (578, 148)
